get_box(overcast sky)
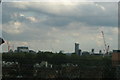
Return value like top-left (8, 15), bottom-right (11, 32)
top-left (1, 2), bottom-right (118, 53)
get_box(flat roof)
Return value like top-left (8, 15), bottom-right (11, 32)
top-left (113, 50), bottom-right (120, 52)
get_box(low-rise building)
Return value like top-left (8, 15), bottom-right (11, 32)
top-left (17, 46), bottom-right (29, 53)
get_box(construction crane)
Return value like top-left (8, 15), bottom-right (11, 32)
top-left (101, 31), bottom-right (109, 55)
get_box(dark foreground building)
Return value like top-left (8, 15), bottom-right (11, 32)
top-left (112, 50), bottom-right (120, 79)
top-left (112, 50), bottom-right (120, 66)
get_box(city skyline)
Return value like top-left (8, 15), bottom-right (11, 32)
top-left (2, 2), bottom-right (118, 53)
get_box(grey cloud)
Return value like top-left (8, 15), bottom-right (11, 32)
top-left (42, 16), bottom-right (73, 27)
top-left (2, 2), bottom-right (118, 27)
top-left (29, 3), bottom-right (117, 27)
top-left (2, 25), bottom-right (56, 42)
top-left (2, 2), bottom-right (118, 52)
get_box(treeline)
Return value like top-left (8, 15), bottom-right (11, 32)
top-left (2, 51), bottom-right (116, 79)
top-left (2, 51), bottom-right (112, 66)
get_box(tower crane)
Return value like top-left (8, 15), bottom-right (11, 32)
top-left (101, 31), bottom-right (109, 55)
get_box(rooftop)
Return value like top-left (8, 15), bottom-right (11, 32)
top-left (113, 50), bottom-right (120, 53)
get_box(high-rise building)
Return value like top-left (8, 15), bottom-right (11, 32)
top-left (75, 43), bottom-right (79, 55)
top-left (91, 49), bottom-right (94, 54)
top-left (78, 49), bottom-right (82, 56)
top-left (99, 50), bottom-right (102, 54)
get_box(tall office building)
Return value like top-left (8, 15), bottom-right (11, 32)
top-left (78, 49), bottom-right (82, 56)
top-left (75, 43), bottom-right (79, 55)
top-left (91, 49), bottom-right (94, 54)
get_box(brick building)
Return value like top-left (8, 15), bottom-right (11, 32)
top-left (112, 50), bottom-right (120, 66)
